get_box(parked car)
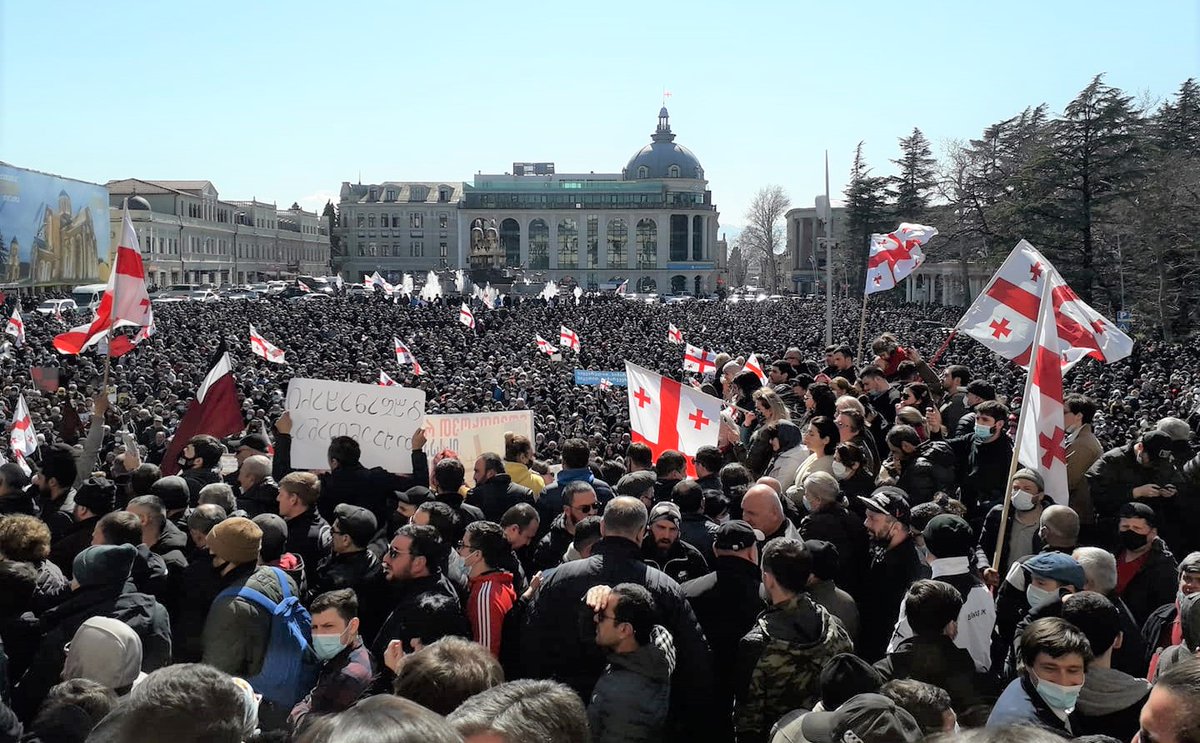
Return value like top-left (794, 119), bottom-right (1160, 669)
top-left (289, 292), bottom-right (331, 303)
top-left (36, 298), bottom-right (78, 315)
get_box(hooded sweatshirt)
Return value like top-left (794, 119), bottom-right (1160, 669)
top-left (588, 625), bottom-right (676, 743)
top-left (62, 616), bottom-right (146, 694)
top-left (1073, 666), bottom-right (1150, 740)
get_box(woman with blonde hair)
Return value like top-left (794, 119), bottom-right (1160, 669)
top-left (740, 387), bottom-right (791, 478)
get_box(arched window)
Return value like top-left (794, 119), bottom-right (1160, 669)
top-left (528, 219), bottom-right (549, 269)
top-left (636, 219), bottom-right (657, 270)
top-left (668, 165), bottom-right (680, 178)
top-left (637, 166), bottom-right (649, 179)
top-left (500, 218), bottom-right (520, 266)
top-left (607, 218), bottom-right (628, 268)
top-left (368, 215), bottom-right (376, 228)
top-left (637, 277), bottom-right (657, 293)
top-left (557, 218), bottom-right (578, 269)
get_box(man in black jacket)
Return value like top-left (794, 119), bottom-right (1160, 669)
top-left (931, 400), bottom-right (1013, 521)
top-left (276, 472), bottom-right (332, 586)
top-left (674, 479), bottom-right (718, 567)
top-left (431, 459), bottom-right (485, 525)
top-left (857, 487), bottom-right (923, 662)
top-left (640, 501), bottom-right (709, 584)
top-left (522, 496), bottom-right (717, 742)
top-left (798, 471), bottom-right (868, 597)
top-left (532, 481), bottom-right (598, 571)
top-left (314, 504), bottom-right (380, 598)
top-left (467, 452), bottom-right (534, 522)
top-left (1113, 502), bottom-right (1178, 627)
top-left (175, 435), bottom-right (224, 506)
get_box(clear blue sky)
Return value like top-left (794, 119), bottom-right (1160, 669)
top-left (2, 1), bottom-right (1196, 233)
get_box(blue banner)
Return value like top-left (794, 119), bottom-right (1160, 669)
top-left (574, 370), bottom-right (627, 387)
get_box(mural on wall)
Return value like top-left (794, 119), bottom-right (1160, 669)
top-left (0, 163), bottom-right (111, 286)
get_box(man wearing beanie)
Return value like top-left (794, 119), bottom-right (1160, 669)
top-left (49, 476), bottom-right (117, 577)
top-left (639, 501), bottom-right (709, 584)
top-left (977, 468), bottom-right (1048, 581)
top-left (12, 543), bottom-right (171, 721)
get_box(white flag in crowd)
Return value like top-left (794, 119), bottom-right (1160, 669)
top-left (9, 394), bottom-right (36, 475)
top-left (5, 308), bottom-right (24, 347)
top-left (393, 337), bottom-right (424, 376)
top-left (459, 304), bottom-right (476, 329)
top-left (248, 324), bottom-right (287, 365)
top-left (683, 343), bottom-right (718, 374)
top-left (667, 323), bottom-right (684, 344)
top-left (559, 325), bottom-right (580, 352)
top-left (1016, 277), bottom-right (1069, 505)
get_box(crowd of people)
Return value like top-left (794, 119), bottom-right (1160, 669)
top-left (0, 290), bottom-right (1196, 743)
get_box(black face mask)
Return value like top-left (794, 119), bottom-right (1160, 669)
top-left (1118, 530), bottom-right (1149, 552)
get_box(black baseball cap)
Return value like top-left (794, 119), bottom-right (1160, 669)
top-left (922, 514), bottom-right (975, 559)
top-left (858, 486), bottom-right (911, 525)
top-left (333, 504), bottom-right (377, 546)
top-left (802, 692), bottom-right (922, 743)
top-left (396, 486), bottom-right (433, 507)
top-left (715, 520), bottom-right (764, 551)
top-left (234, 433), bottom-right (271, 454)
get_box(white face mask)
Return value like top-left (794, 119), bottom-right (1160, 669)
top-left (1011, 490), bottom-right (1036, 512)
top-left (1026, 584), bottom-right (1057, 609)
top-left (1033, 676), bottom-right (1083, 712)
top-left (831, 460), bottom-right (849, 480)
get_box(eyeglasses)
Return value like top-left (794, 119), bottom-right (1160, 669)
top-left (330, 528), bottom-right (345, 537)
top-left (455, 541), bottom-right (478, 551)
top-left (574, 503), bottom-right (598, 514)
top-left (386, 546), bottom-right (413, 559)
top-left (594, 612), bottom-right (619, 623)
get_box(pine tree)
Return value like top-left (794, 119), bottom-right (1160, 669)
top-left (1156, 78), bottom-right (1200, 157)
top-left (890, 128), bottom-right (938, 220)
top-left (843, 142), bottom-right (890, 288)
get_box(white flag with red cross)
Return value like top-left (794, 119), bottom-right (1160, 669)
top-left (616, 280), bottom-right (628, 296)
top-left (535, 335), bottom-right (556, 356)
top-left (1016, 277), bottom-right (1069, 504)
top-left (248, 324), bottom-right (287, 365)
top-left (864, 223), bottom-right (937, 295)
top-left (393, 337), bottom-right (424, 375)
top-left (5, 308), bottom-right (24, 347)
top-left (955, 240), bottom-right (1133, 371)
top-left (667, 323), bottom-right (684, 344)
top-left (379, 370), bottom-right (397, 387)
top-left (559, 325), bottom-right (580, 352)
top-left (9, 394), bottom-right (36, 475)
top-left (298, 279), bottom-right (312, 292)
top-left (459, 303), bottom-right (476, 329)
top-left (744, 353), bottom-right (767, 384)
top-left (625, 361), bottom-right (721, 475)
top-left (683, 343), bottom-right (718, 374)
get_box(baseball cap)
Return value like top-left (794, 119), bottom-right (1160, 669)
top-left (715, 520), bottom-right (764, 551)
top-left (858, 486), bottom-right (911, 524)
top-left (649, 501), bottom-right (681, 526)
top-left (832, 693), bottom-right (923, 743)
top-left (333, 504), bottom-right (378, 546)
top-left (1141, 430), bottom-right (1176, 460)
top-left (1025, 552), bottom-right (1087, 590)
top-left (396, 486), bottom-right (433, 507)
top-left (922, 514), bottom-right (974, 559)
top-left (234, 433), bottom-right (271, 454)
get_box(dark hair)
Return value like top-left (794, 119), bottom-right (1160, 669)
top-left (599, 459), bottom-right (626, 486)
top-left (881, 679), bottom-right (952, 736)
top-left (905, 579), bottom-right (963, 636)
top-left (807, 383), bottom-right (837, 419)
top-left (655, 450), bottom-right (686, 477)
top-left (966, 380), bottom-right (996, 400)
top-left (414, 501), bottom-right (460, 544)
top-left (732, 369), bottom-right (763, 397)
top-left (903, 382), bottom-right (932, 407)
top-left (896, 360), bottom-right (918, 380)
top-left (0, 462), bottom-right (30, 491)
top-left (1018, 617), bottom-right (1094, 670)
top-left (447, 679), bottom-right (589, 743)
top-left (909, 501), bottom-right (945, 533)
top-left (37, 678), bottom-right (118, 732)
top-left (1061, 591), bottom-right (1122, 658)
top-left (625, 442), bottom-right (653, 469)
top-left (833, 344), bottom-right (853, 359)
top-left (573, 515), bottom-right (603, 552)
top-left (694, 445), bottom-right (723, 475)
top-left (397, 523), bottom-right (448, 572)
top-left (186, 504), bottom-right (227, 537)
top-left (886, 424), bottom-right (922, 449)
top-left (297, 694), bottom-right (463, 743)
top-left (126, 495), bottom-right (167, 531)
top-left (0, 558), bottom-right (37, 616)
top-left (433, 458), bottom-right (466, 492)
top-left (40, 444), bottom-right (78, 491)
top-left (671, 479), bottom-right (703, 512)
top-left (561, 439), bottom-right (591, 469)
top-left (92, 663), bottom-right (246, 743)
top-left (311, 588), bottom-right (358, 623)
top-left (1064, 394), bottom-right (1098, 424)
top-left (806, 416), bottom-right (838, 456)
top-left (130, 464), bottom-right (162, 496)
top-left (770, 360), bottom-right (793, 378)
top-left (466, 520), bottom-right (516, 573)
top-left (97, 510), bottom-right (143, 545)
top-left (860, 367), bottom-right (885, 382)
top-left (945, 365), bottom-right (971, 387)
top-left (975, 400), bottom-right (1010, 423)
top-left (478, 452), bottom-right (504, 476)
top-left (766, 420), bottom-right (803, 451)
top-left (611, 583), bottom-right (657, 645)
top-left (719, 462), bottom-right (752, 489)
top-left (328, 436), bottom-right (361, 467)
top-left (391, 636), bottom-right (504, 717)
top-left (186, 435), bottom-right (223, 468)
top-left (834, 442), bottom-right (866, 469)
top-left (1153, 660), bottom-right (1200, 743)
top-left (761, 537), bottom-right (812, 594)
top-left (562, 480), bottom-right (596, 509)
top-left (500, 503), bottom-right (539, 531)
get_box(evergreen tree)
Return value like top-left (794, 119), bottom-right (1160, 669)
top-left (843, 142), bottom-right (890, 287)
top-left (890, 128), bottom-right (938, 220)
top-left (322, 200), bottom-right (341, 256)
top-left (1156, 78), bottom-right (1200, 157)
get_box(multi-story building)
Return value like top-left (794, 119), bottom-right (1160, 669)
top-left (785, 205), bottom-right (848, 296)
top-left (105, 179), bottom-right (329, 287)
top-left (333, 107), bottom-right (725, 294)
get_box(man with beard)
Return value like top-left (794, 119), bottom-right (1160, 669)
top-left (35, 444), bottom-right (80, 542)
top-left (176, 435), bottom-right (224, 506)
top-left (857, 487), bottom-right (923, 662)
top-left (532, 481), bottom-right (598, 571)
top-left (639, 502), bottom-right (709, 585)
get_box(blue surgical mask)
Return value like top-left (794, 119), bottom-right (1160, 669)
top-left (1033, 676), bottom-right (1082, 711)
top-left (312, 632), bottom-right (347, 661)
top-left (974, 423), bottom-right (993, 441)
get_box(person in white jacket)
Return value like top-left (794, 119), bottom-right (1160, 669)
top-left (764, 421), bottom-right (810, 485)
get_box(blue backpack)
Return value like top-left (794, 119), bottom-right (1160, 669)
top-left (216, 566), bottom-right (318, 707)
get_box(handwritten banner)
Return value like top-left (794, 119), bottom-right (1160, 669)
top-left (424, 411), bottom-right (535, 467)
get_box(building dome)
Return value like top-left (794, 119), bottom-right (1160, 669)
top-left (126, 195), bottom-right (152, 211)
top-left (623, 107), bottom-right (704, 180)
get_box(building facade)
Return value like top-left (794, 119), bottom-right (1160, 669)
top-left (333, 182), bottom-right (464, 281)
top-left (105, 179), bottom-right (329, 287)
top-left (785, 205), bottom-right (849, 296)
top-left (333, 108), bottom-right (725, 294)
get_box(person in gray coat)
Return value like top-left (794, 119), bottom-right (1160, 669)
top-left (587, 583), bottom-right (675, 743)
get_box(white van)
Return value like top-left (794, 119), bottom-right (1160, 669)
top-left (70, 284), bottom-right (108, 310)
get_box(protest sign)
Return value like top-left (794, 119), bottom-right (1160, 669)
top-left (424, 411), bottom-right (534, 467)
top-left (286, 378), bottom-right (426, 473)
top-left (573, 370), bottom-right (627, 387)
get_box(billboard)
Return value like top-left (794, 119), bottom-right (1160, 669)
top-left (0, 163), bottom-right (111, 287)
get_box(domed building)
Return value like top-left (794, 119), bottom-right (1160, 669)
top-left (446, 107), bottom-right (723, 295)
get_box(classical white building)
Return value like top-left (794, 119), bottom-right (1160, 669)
top-left (333, 182), bottom-right (465, 281)
top-left (105, 179), bottom-right (330, 287)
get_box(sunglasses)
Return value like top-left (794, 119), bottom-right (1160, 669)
top-left (574, 503), bottom-right (598, 514)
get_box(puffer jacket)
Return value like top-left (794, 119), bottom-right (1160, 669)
top-left (640, 537), bottom-right (710, 585)
top-left (895, 439), bottom-right (956, 505)
top-left (522, 536), bottom-right (717, 743)
top-left (588, 626), bottom-right (676, 743)
top-left (733, 595), bottom-right (853, 743)
top-left (201, 563), bottom-right (296, 678)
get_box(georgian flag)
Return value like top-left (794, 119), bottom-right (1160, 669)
top-left (667, 323), bottom-right (684, 344)
top-left (297, 279), bottom-right (312, 292)
top-left (249, 324), bottom-right (287, 365)
top-left (379, 370), bottom-right (397, 387)
top-left (683, 343), bottom-right (718, 374)
top-left (598, 379), bottom-right (613, 392)
top-left (9, 394), bottom-right (36, 475)
top-left (535, 335), bottom-right (556, 356)
top-left (459, 303), bottom-right (476, 329)
top-left (559, 325), bottom-right (580, 352)
top-left (626, 361), bottom-right (721, 476)
top-left (744, 353), bottom-right (767, 384)
top-left (1016, 277), bottom-right (1069, 504)
top-left (54, 206), bottom-right (151, 355)
top-left (393, 337), bottom-right (424, 375)
top-left (955, 240), bottom-right (1133, 371)
top-left (864, 223), bottom-right (938, 295)
top-left (53, 302), bottom-right (64, 324)
top-left (5, 308), bottom-right (24, 347)
top-left (616, 280), bottom-right (628, 296)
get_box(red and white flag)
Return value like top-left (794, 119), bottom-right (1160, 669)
top-left (744, 353), bottom-right (767, 384)
top-left (535, 335), bottom-right (556, 356)
top-left (379, 370), bottom-right (397, 387)
top-left (249, 324), bottom-right (287, 365)
top-left (298, 279), bottom-right (312, 292)
top-left (667, 323), bottom-right (684, 344)
top-left (1016, 277), bottom-right (1069, 504)
top-left (9, 394), bottom-right (36, 475)
top-left (393, 337), bottom-right (424, 375)
top-left (53, 303), bottom-right (64, 324)
top-left (459, 303), bottom-right (476, 330)
top-left (559, 325), bottom-right (580, 352)
top-left (160, 342), bottom-right (244, 476)
top-left (54, 206), bottom-right (151, 355)
top-left (955, 240), bottom-right (1133, 371)
top-left (5, 308), bottom-right (24, 347)
top-left (626, 361), bottom-right (722, 476)
top-left (598, 379), bottom-right (613, 392)
top-left (864, 223), bottom-right (938, 295)
top-left (108, 308), bottom-right (156, 359)
top-left (683, 343), bottom-right (718, 374)
top-left (616, 280), bottom-right (628, 296)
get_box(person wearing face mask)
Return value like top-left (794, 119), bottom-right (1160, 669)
top-left (857, 487), bottom-right (923, 662)
top-left (987, 617), bottom-right (1092, 735)
top-left (288, 589), bottom-right (374, 737)
top-left (797, 472), bottom-right (868, 598)
top-left (457, 520), bottom-right (518, 659)
top-left (927, 400), bottom-right (1013, 524)
top-left (1113, 502), bottom-right (1179, 628)
top-left (989, 551), bottom-right (1086, 677)
top-left (976, 469), bottom-right (1049, 587)
top-left (831, 442), bottom-right (876, 508)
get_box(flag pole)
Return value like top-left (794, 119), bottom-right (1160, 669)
top-left (991, 277), bottom-right (1054, 573)
top-left (856, 293), bottom-right (869, 364)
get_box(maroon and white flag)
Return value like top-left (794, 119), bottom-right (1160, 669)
top-left (9, 394), bottom-right (36, 475)
top-left (683, 343), bottom-right (718, 374)
top-left (298, 279), bottom-right (312, 292)
top-left (667, 323), bottom-right (684, 345)
top-left (1016, 278), bottom-right (1069, 504)
top-left (615, 280), bottom-right (628, 296)
top-left (864, 223), bottom-right (937, 295)
top-left (393, 337), bottom-right (424, 376)
top-left (626, 361), bottom-right (721, 476)
top-left (535, 334), bottom-right (556, 356)
top-left (459, 303), bottom-right (476, 329)
top-left (744, 353), bottom-right (767, 384)
top-left (955, 240), bottom-right (1133, 371)
top-left (54, 206), bottom-right (151, 355)
top-left (160, 343), bottom-right (244, 476)
top-left (559, 325), bottom-right (580, 352)
top-left (379, 370), bottom-right (397, 387)
top-left (5, 308), bottom-right (24, 347)
top-left (249, 324), bottom-right (287, 365)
